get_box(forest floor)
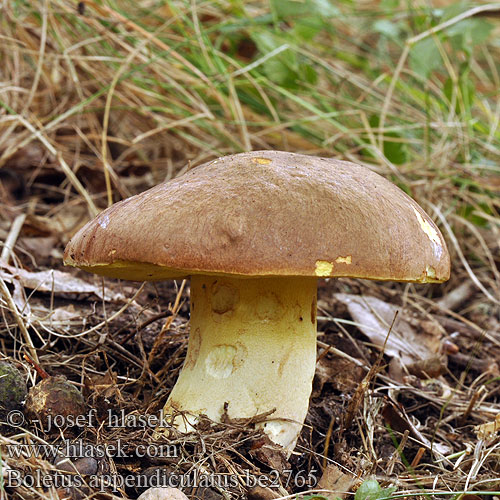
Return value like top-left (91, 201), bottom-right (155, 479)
top-left (0, 1), bottom-right (499, 499)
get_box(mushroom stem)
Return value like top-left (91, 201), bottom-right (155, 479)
top-left (162, 274), bottom-right (318, 450)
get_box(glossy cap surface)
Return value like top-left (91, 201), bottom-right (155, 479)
top-left (64, 151), bottom-right (450, 282)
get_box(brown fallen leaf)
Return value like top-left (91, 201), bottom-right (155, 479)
top-left (316, 465), bottom-right (357, 499)
top-left (249, 436), bottom-right (289, 473)
top-left (334, 294), bottom-right (441, 365)
top-left (19, 236), bottom-right (59, 259)
top-left (247, 486), bottom-right (281, 500)
top-left (381, 397), bottom-right (450, 455)
top-left (24, 208), bottom-right (88, 242)
top-left (87, 371), bottom-right (121, 400)
top-left (405, 356), bottom-right (448, 378)
top-left (2, 139), bottom-right (47, 168)
top-left (313, 355), bottom-right (365, 396)
top-left (1, 263), bottom-right (125, 302)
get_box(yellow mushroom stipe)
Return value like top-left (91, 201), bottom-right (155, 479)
top-left (335, 255), bottom-right (352, 264)
top-left (205, 345), bottom-right (238, 379)
top-left (161, 275), bottom-right (318, 450)
top-left (315, 260), bottom-right (334, 276)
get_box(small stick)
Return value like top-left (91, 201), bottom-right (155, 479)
top-left (449, 352), bottom-right (497, 373)
top-left (23, 353), bottom-right (49, 379)
top-left (0, 276), bottom-right (38, 363)
top-left (387, 429), bottom-right (409, 475)
top-left (316, 340), bottom-right (366, 368)
top-left (148, 279), bottom-right (187, 365)
top-left (458, 386), bottom-right (486, 427)
top-left (1, 213), bottom-right (26, 264)
top-left (342, 311), bottom-right (398, 431)
top-left (322, 414), bottom-right (335, 470)
top-left (410, 447), bottom-right (426, 469)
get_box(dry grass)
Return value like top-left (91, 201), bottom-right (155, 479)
top-left (0, 0), bottom-right (499, 499)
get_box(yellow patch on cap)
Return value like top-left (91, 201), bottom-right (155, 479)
top-left (252, 157), bottom-right (272, 165)
top-left (315, 260), bottom-right (334, 276)
top-left (425, 265), bottom-right (436, 279)
top-left (413, 207), bottom-right (440, 247)
top-left (335, 255), bottom-right (352, 264)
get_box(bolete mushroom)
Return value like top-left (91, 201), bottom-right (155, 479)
top-left (64, 151), bottom-right (450, 451)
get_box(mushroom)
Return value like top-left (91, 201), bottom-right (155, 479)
top-left (64, 151), bottom-right (450, 451)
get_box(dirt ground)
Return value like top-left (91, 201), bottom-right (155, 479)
top-left (1, 1), bottom-right (500, 499)
top-left (1, 156), bottom-right (499, 499)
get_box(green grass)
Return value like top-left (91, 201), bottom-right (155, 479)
top-left (1, 0), bottom-right (498, 307)
top-left (0, 1), bottom-right (499, 493)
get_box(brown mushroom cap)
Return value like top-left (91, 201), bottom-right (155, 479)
top-left (64, 151), bottom-right (450, 283)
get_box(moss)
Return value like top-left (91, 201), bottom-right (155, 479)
top-left (0, 360), bottom-right (27, 419)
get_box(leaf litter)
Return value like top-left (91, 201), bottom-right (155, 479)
top-left (0, 1), bottom-right (499, 499)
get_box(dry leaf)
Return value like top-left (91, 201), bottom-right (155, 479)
top-left (19, 236), bottom-right (58, 259)
top-left (1, 264), bottom-right (124, 302)
top-left (317, 464), bottom-right (357, 499)
top-left (24, 208), bottom-right (88, 241)
top-left (3, 140), bottom-right (47, 168)
top-left (247, 486), bottom-right (281, 500)
top-left (10, 277), bottom-right (31, 317)
top-left (249, 436), bottom-right (289, 473)
top-left (475, 414), bottom-right (500, 439)
top-left (334, 294), bottom-right (441, 365)
top-left (50, 304), bottom-right (81, 322)
top-left (405, 356), bottom-right (448, 378)
top-left (382, 398), bottom-right (450, 454)
top-left (314, 355), bottom-right (365, 396)
top-left (88, 371), bottom-right (120, 400)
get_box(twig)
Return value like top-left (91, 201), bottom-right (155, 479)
top-left (458, 386), bottom-right (486, 427)
top-left (23, 353), bottom-right (49, 379)
top-left (341, 311), bottom-right (398, 431)
top-left (148, 279), bottom-right (186, 365)
top-left (387, 429), bottom-right (409, 475)
top-left (449, 352), bottom-right (497, 374)
top-left (316, 340), bottom-right (367, 369)
top-left (0, 213), bottom-right (26, 264)
top-left (431, 203), bottom-right (500, 305)
top-left (322, 414), bottom-right (335, 470)
top-left (410, 447), bottom-right (426, 469)
top-left (0, 275), bottom-right (38, 362)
